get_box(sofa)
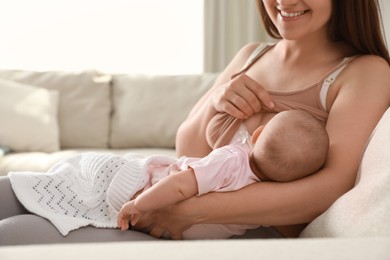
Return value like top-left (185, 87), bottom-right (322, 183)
top-left (0, 69), bottom-right (389, 259)
top-left (0, 69), bottom-right (217, 174)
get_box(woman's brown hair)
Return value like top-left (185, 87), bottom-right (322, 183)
top-left (257, 0), bottom-right (390, 64)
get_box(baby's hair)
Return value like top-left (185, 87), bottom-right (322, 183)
top-left (254, 110), bottom-right (329, 182)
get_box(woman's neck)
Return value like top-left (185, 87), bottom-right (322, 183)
top-left (277, 41), bottom-right (332, 63)
top-left (274, 31), bottom-right (348, 65)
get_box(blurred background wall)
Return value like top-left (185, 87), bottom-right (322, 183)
top-left (0, 0), bottom-right (388, 75)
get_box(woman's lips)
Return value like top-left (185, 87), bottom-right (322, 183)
top-left (279, 10), bottom-right (306, 18)
top-left (276, 8), bottom-right (309, 20)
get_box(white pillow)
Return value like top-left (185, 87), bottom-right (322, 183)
top-left (0, 70), bottom-right (111, 148)
top-left (0, 79), bottom-right (60, 152)
top-left (300, 108), bottom-right (390, 237)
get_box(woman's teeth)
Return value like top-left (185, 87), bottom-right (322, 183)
top-left (280, 10), bottom-right (305, 18)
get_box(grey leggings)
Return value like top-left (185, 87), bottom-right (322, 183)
top-left (0, 176), bottom-right (156, 246)
top-left (0, 176), bottom-right (281, 245)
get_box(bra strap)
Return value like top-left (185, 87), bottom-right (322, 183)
top-left (243, 43), bottom-right (271, 68)
top-left (231, 42), bottom-right (275, 79)
top-left (319, 56), bottom-right (359, 111)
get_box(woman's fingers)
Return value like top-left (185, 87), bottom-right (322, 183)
top-left (170, 232), bottom-right (183, 240)
top-left (131, 206), bottom-right (188, 240)
top-left (130, 214), bottom-right (141, 226)
top-left (132, 212), bottom-right (154, 231)
top-left (215, 74), bottom-right (274, 118)
top-left (117, 200), bottom-right (143, 230)
top-left (229, 76), bottom-right (261, 116)
top-left (221, 91), bottom-right (253, 119)
top-left (148, 225), bottom-right (166, 238)
top-left (117, 216), bottom-right (129, 231)
top-left (242, 74), bottom-right (275, 109)
top-left (117, 208), bottom-right (130, 230)
top-left (148, 226), bottom-right (183, 240)
top-left (148, 224), bottom-right (184, 240)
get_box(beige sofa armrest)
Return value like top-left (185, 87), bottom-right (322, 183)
top-left (0, 237), bottom-right (388, 260)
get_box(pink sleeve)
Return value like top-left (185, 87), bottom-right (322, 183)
top-left (188, 146), bottom-right (258, 196)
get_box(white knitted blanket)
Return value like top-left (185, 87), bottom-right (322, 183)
top-left (8, 152), bottom-right (156, 236)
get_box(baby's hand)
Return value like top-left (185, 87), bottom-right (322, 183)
top-left (117, 200), bottom-right (142, 231)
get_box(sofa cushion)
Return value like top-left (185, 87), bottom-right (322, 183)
top-left (300, 108), bottom-right (390, 237)
top-left (0, 78), bottom-right (59, 152)
top-left (110, 73), bottom-right (217, 148)
top-left (0, 70), bottom-right (111, 148)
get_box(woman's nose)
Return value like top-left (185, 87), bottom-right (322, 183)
top-left (276, 0), bottom-right (299, 6)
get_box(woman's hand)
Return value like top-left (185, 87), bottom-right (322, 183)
top-left (117, 200), bottom-right (142, 231)
top-left (212, 73), bottom-right (274, 119)
top-left (131, 200), bottom-right (196, 240)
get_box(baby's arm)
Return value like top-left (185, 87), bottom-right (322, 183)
top-left (118, 168), bottom-right (198, 230)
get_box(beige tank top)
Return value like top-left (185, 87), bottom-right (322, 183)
top-left (206, 43), bottom-right (359, 149)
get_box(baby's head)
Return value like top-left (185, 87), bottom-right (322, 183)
top-left (249, 110), bottom-right (329, 182)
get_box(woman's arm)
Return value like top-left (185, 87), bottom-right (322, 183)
top-left (137, 55), bottom-right (390, 239)
top-left (176, 43), bottom-right (274, 157)
top-left (190, 55), bottom-right (390, 228)
top-left (206, 55), bottom-right (390, 220)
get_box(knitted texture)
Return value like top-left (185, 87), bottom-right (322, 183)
top-left (8, 152), bottom-right (149, 236)
top-left (106, 154), bottom-right (176, 215)
top-left (106, 156), bottom-right (149, 215)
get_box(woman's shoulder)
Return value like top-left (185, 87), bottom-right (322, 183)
top-left (219, 42), bottom-right (268, 80)
top-left (239, 42), bottom-right (263, 55)
top-left (227, 42), bottom-right (276, 74)
top-left (349, 54), bottom-right (390, 74)
top-left (341, 54), bottom-right (390, 85)
top-left (237, 42), bottom-right (275, 58)
top-left (338, 54), bottom-right (390, 101)
top-left (229, 42), bottom-right (262, 67)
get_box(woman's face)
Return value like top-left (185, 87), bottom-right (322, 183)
top-left (262, 0), bottom-right (332, 40)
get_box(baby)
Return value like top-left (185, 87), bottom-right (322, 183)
top-left (117, 109), bottom-right (329, 238)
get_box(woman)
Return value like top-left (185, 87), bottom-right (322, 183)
top-left (133, 0), bottom-right (390, 239)
top-left (1, 0), bottom-right (390, 244)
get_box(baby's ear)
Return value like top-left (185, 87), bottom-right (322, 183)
top-left (251, 126), bottom-right (265, 144)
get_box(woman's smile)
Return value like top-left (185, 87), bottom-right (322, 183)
top-left (262, 0), bottom-right (333, 40)
top-left (277, 9), bottom-right (309, 20)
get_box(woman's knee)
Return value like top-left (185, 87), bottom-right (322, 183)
top-left (0, 176), bottom-right (27, 220)
top-left (0, 215), bottom-right (64, 245)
